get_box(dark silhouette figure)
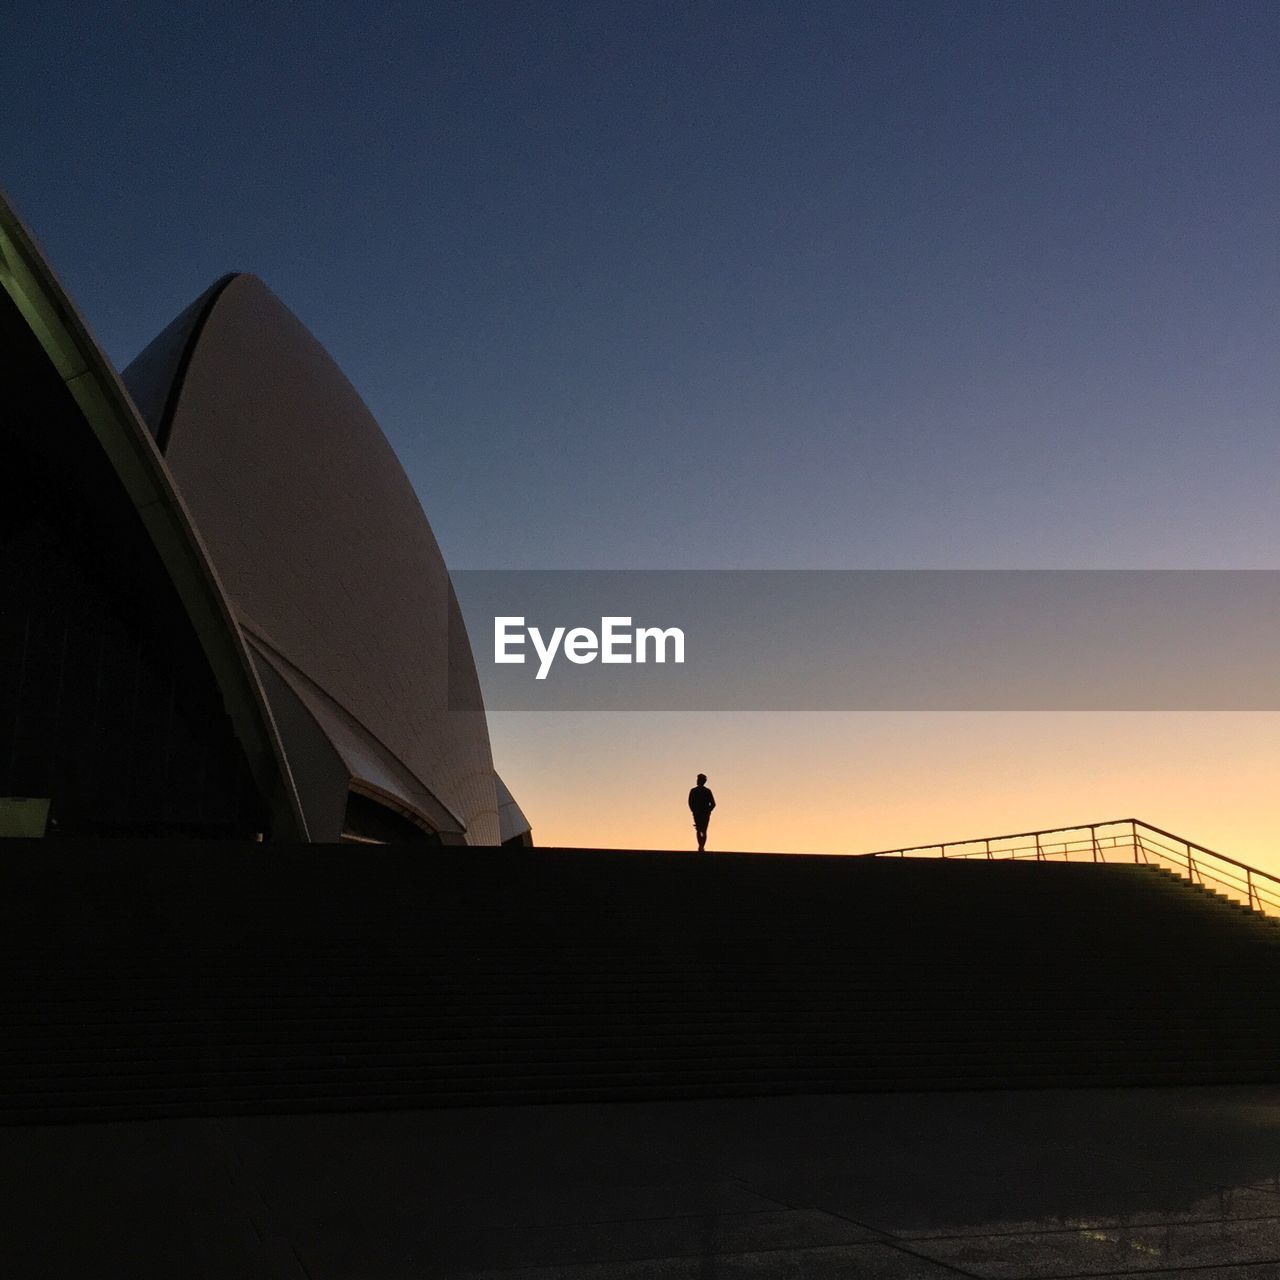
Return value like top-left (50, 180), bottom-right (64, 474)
top-left (688, 773), bottom-right (716, 851)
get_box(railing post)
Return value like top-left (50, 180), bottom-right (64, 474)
top-left (1091, 826), bottom-right (1099, 864)
top-left (985, 837), bottom-right (992, 861)
top-left (940, 843), bottom-right (946, 859)
top-left (1187, 842), bottom-right (1195, 882)
top-left (1035, 832), bottom-right (1043, 862)
top-left (1132, 819), bottom-right (1139, 864)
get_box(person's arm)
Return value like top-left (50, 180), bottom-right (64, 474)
top-left (688, 788), bottom-right (696, 812)
top-left (707, 790), bottom-right (716, 811)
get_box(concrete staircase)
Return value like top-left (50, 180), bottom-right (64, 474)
top-left (2, 842), bottom-right (1279, 1123)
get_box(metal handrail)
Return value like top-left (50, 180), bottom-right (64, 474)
top-left (864, 818), bottom-right (1280, 919)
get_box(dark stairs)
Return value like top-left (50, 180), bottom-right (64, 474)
top-left (2, 841), bottom-right (1279, 1123)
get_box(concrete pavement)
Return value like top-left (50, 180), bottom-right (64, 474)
top-left (6, 1086), bottom-right (1280, 1277)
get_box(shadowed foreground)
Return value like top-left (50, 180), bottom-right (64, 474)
top-left (6, 1087), bottom-right (1280, 1277)
top-left (3, 841), bottom-right (1280, 1121)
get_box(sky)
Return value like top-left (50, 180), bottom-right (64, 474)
top-left (4, 1), bottom-right (1278, 866)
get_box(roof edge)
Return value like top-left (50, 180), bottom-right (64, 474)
top-left (152, 272), bottom-right (240, 452)
top-left (0, 194), bottom-right (308, 840)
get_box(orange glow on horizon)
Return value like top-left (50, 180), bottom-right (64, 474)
top-left (490, 711), bottom-right (1280, 877)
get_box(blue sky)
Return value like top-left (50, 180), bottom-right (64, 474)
top-left (6, 1), bottom-right (1279, 857)
top-left (6, 0), bottom-right (1278, 573)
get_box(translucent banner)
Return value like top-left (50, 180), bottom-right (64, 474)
top-left (449, 570), bottom-right (1280, 711)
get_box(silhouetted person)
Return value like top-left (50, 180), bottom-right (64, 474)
top-left (688, 773), bottom-right (716, 851)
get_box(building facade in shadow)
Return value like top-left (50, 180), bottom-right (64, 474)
top-left (0, 193), bottom-right (530, 847)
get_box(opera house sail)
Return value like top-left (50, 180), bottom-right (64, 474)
top-left (0, 192), bottom-right (529, 847)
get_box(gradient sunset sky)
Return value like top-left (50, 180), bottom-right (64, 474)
top-left (5, 2), bottom-right (1277, 865)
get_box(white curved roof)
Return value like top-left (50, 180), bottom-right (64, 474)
top-left (496, 774), bottom-right (533, 844)
top-left (125, 274), bottom-right (500, 844)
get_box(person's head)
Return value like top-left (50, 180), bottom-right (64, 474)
top-left (696, 773), bottom-right (707, 785)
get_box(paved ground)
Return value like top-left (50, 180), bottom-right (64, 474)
top-left (5, 1087), bottom-right (1280, 1277)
